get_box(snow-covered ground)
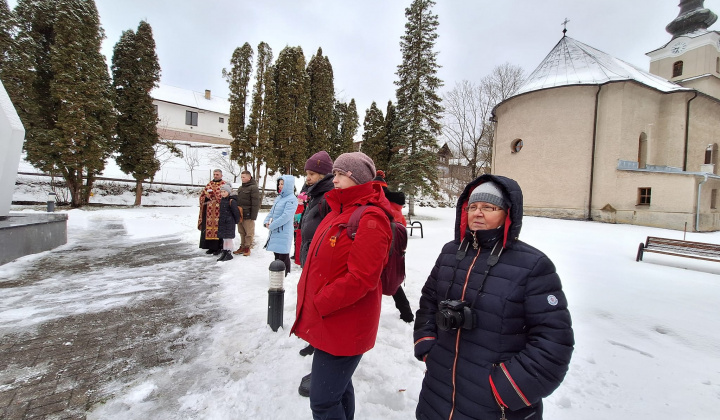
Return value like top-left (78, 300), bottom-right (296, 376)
top-left (3, 191), bottom-right (720, 418)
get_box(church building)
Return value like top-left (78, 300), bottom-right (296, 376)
top-left (492, 0), bottom-right (720, 231)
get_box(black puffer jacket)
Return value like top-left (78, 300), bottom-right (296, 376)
top-left (413, 174), bottom-right (574, 420)
top-left (299, 174), bottom-right (334, 267)
top-left (218, 195), bottom-right (241, 239)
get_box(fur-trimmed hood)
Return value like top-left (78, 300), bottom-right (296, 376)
top-left (454, 174), bottom-right (523, 248)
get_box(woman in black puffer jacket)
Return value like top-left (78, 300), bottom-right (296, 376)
top-left (413, 174), bottom-right (574, 420)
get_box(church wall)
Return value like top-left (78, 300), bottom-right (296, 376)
top-left (687, 95), bottom-right (720, 173)
top-left (679, 76), bottom-right (720, 99)
top-left (495, 82), bottom-right (720, 231)
top-left (593, 172), bottom-right (720, 232)
top-left (588, 84), bottom-right (720, 230)
top-left (651, 43), bottom-right (720, 82)
top-left (493, 86), bottom-right (597, 218)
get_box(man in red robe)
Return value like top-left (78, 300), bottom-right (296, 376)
top-left (198, 169), bottom-right (226, 254)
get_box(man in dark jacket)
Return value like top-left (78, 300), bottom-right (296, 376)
top-left (413, 174), bottom-right (574, 420)
top-left (233, 170), bottom-right (260, 256)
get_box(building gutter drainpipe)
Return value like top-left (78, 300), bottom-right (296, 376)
top-left (696, 173), bottom-right (708, 232)
top-left (683, 91), bottom-right (698, 171)
top-left (587, 85), bottom-right (602, 220)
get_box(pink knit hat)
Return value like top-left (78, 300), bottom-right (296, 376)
top-left (304, 151), bottom-right (334, 175)
top-left (332, 152), bottom-right (376, 185)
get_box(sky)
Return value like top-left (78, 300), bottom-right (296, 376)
top-left (4, 184), bottom-right (720, 418)
top-left (7, 0), bottom-right (720, 119)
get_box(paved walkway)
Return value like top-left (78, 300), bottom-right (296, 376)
top-left (0, 218), bottom-right (221, 419)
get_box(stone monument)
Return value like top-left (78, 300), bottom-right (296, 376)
top-left (0, 78), bottom-right (67, 265)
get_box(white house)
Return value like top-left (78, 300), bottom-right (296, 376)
top-left (152, 84), bottom-right (232, 146)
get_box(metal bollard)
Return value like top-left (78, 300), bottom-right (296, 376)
top-left (267, 260), bottom-right (286, 332)
top-left (46, 192), bottom-right (56, 212)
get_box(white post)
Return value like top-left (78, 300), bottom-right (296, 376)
top-left (0, 79), bottom-right (26, 218)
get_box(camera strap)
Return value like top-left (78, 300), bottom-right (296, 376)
top-left (468, 241), bottom-right (503, 309)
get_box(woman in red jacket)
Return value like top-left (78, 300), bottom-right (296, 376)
top-left (291, 152), bottom-right (393, 420)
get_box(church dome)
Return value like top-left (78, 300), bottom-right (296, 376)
top-left (514, 36), bottom-right (689, 97)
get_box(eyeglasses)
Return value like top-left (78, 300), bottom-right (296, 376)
top-left (466, 204), bottom-right (503, 213)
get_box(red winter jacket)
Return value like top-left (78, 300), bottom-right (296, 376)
top-left (290, 182), bottom-right (393, 356)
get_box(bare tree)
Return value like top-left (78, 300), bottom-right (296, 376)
top-left (151, 140), bottom-right (183, 184)
top-left (183, 147), bottom-right (201, 186)
top-left (208, 150), bottom-right (242, 182)
top-left (442, 63), bottom-right (524, 179)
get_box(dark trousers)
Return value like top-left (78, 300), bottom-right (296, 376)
top-left (310, 349), bottom-right (363, 420)
top-left (273, 252), bottom-right (291, 276)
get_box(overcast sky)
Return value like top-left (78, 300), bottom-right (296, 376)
top-left (8, 0), bottom-right (720, 118)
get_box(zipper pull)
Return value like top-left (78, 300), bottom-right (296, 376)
top-left (499, 406), bottom-right (506, 420)
top-left (329, 236), bottom-right (337, 247)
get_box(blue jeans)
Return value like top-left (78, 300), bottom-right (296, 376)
top-left (309, 349), bottom-right (363, 420)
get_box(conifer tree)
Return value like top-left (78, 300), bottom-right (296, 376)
top-left (383, 100), bottom-right (403, 188)
top-left (306, 47), bottom-right (335, 156)
top-left (0, 0), bottom-right (13, 74)
top-left (394, 0), bottom-right (444, 214)
top-left (268, 46), bottom-right (309, 175)
top-left (223, 42), bottom-right (253, 166)
top-left (360, 101), bottom-right (387, 169)
top-left (245, 42), bottom-right (273, 189)
top-left (112, 20), bottom-right (161, 206)
top-left (328, 99), bottom-right (359, 158)
top-left (9, 0), bottom-right (115, 207)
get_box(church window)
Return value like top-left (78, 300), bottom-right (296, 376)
top-left (672, 61), bottom-right (683, 78)
top-left (716, 57), bottom-right (720, 74)
top-left (638, 133), bottom-right (648, 169)
top-left (637, 188), bottom-right (651, 205)
top-left (511, 139), bottom-right (523, 153)
top-left (712, 189), bottom-right (718, 210)
top-left (705, 144), bottom-right (714, 165)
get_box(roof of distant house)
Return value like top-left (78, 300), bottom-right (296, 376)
top-left (151, 83), bottom-right (230, 115)
top-left (515, 36), bottom-right (690, 97)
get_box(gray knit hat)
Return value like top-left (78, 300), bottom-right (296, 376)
top-left (469, 181), bottom-right (508, 210)
top-left (332, 152), bottom-right (376, 185)
top-left (220, 184), bottom-right (233, 194)
top-left (305, 150), bottom-right (334, 175)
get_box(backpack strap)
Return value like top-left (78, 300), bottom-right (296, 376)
top-left (342, 204), bottom-right (394, 255)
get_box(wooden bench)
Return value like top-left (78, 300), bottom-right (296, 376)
top-left (405, 214), bottom-right (424, 238)
top-left (636, 236), bottom-right (720, 263)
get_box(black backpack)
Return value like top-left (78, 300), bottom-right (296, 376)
top-left (343, 205), bottom-right (407, 296)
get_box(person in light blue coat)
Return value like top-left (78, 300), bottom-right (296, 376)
top-left (263, 174), bottom-right (298, 275)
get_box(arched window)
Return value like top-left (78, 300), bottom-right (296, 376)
top-left (705, 143), bottom-right (718, 174)
top-left (638, 132), bottom-right (648, 169)
top-left (511, 139), bottom-right (523, 153)
top-left (705, 144), bottom-right (713, 164)
top-left (716, 57), bottom-right (720, 73)
top-left (673, 61), bottom-right (684, 78)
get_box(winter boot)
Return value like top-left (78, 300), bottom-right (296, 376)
top-left (217, 250), bottom-right (233, 262)
top-left (233, 246), bottom-right (244, 255)
top-left (205, 249), bottom-right (214, 254)
top-left (242, 246), bottom-right (251, 256)
top-left (298, 373), bottom-right (311, 397)
top-left (213, 249), bottom-right (223, 256)
top-left (299, 344), bottom-right (315, 356)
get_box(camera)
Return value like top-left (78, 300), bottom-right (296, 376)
top-left (436, 300), bottom-right (475, 331)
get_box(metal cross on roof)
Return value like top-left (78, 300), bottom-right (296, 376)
top-left (561, 18), bottom-right (570, 36)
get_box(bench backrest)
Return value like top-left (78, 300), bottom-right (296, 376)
top-left (646, 236), bottom-right (720, 259)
